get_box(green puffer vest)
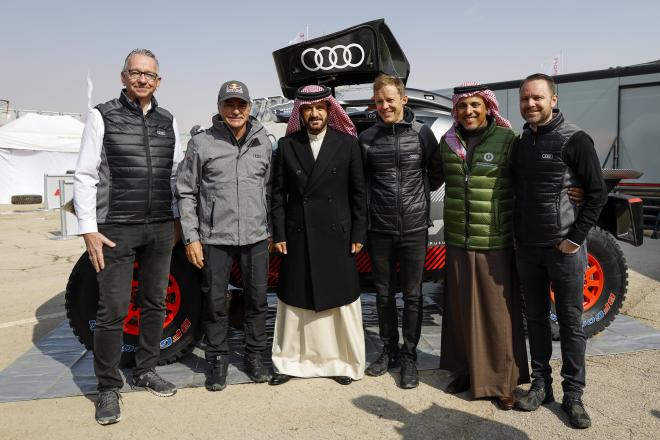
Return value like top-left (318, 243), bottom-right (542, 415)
top-left (441, 122), bottom-right (516, 250)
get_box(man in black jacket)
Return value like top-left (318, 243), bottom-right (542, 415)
top-left (74, 49), bottom-right (182, 425)
top-left (359, 74), bottom-right (440, 389)
top-left (512, 74), bottom-right (607, 429)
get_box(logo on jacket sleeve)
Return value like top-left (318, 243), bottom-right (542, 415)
top-left (541, 153), bottom-right (554, 160)
top-left (483, 152), bottom-right (494, 162)
top-left (156, 130), bottom-right (167, 136)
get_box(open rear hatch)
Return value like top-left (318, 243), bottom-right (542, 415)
top-left (272, 19), bottom-right (410, 99)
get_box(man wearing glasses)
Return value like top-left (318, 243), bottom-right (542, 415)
top-left (74, 49), bottom-right (183, 425)
top-left (176, 80), bottom-right (273, 392)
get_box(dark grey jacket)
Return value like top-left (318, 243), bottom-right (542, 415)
top-left (176, 115), bottom-right (272, 246)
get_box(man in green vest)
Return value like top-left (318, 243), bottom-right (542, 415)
top-left (429, 83), bottom-right (530, 410)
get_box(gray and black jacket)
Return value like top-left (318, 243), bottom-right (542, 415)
top-left (176, 115), bottom-right (272, 246)
top-left (513, 110), bottom-right (608, 246)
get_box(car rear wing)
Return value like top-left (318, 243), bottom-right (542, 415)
top-left (272, 19), bottom-right (410, 99)
top-left (599, 169), bottom-right (645, 246)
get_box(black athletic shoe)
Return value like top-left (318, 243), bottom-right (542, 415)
top-left (244, 353), bottom-right (271, 383)
top-left (365, 347), bottom-right (400, 377)
top-left (399, 357), bottom-right (419, 389)
top-left (562, 396), bottom-right (592, 429)
top-left (206, 356), bottom-right (229, 391)
top-left (95, 389), bottom-right (121, 425)
top-left (268, 373), bottom-right (291, 386)
top-left (331, 376), bottom-right (353, 385)
top-left (133, 370), bottom-right (177, 397)
top-left (515, 383), bottom-right (555, 411)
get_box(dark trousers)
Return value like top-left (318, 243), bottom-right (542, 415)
top-left (367, 230), bottom-right (427, 360)
top-left (202, 240), bottom-right (269, 362)
top-left (516, 244), bottom-right (588, 398)
top-left (95, 221), bottom-right (174, 391)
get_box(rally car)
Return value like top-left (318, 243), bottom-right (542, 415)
top-left (65, 19), bottom-right (644, 366)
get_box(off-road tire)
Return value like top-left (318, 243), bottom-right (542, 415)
top-left (65, 243), bottom-right (202, 366)
top-left (550, 227), bottom-right (628, 339)
top-left (11, 194), bottom-right (42, 204)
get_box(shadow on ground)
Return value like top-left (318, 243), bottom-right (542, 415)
top-left (353, 394), bottom-right (530, 439)
top-left (32, 290), bottom-right (66, 344)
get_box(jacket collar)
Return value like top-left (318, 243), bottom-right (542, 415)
top-left (119, 88), bottom-right (158, 115)
top-left (523, 108), bottom-right (563, 135)
top-left (456, 116), bottom-right (496, 143)
top-left (374, 106), bottom-right (416, 129)
top-left (211, 114), bottom-right (263, 146)
top-left (289, 128), bottom-right (341, 194)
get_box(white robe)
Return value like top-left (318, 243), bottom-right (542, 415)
top-left (271, 298), bottom-right (366, 380)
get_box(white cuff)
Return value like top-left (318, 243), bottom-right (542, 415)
top-left (77, 219), bottom-right (98, 235)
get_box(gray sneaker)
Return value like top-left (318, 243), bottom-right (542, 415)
top-left (132, 370), bottom-right (177, 397)
top-left (95, 390), bottom-right (121, 425)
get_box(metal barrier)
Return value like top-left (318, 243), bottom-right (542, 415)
top-left (44, 174), bottom-right (74, 210)
top-left (53, 178), bottom-right (78, 239)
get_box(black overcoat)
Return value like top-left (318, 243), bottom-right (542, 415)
top-left (271, 128), bottom-right (367, 311)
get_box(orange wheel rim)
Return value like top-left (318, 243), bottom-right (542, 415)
top-left (549, 253), bottom-right (604, 312)
top-left (123, 262), bottom-right (181, 336)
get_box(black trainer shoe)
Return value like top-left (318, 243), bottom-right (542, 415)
top-left (562, 396), bottom-right (592, 429)
top-left (399, 357), bottom-right (419, 389)
top-left (331, 376), bottom-right (353, 385)
top-left (365, 347), bottom-right (400, 377)
top-left (95, 389), bottom-right (121, 425)
top-left (133, 370), bottom-right (177, 397)
top-left (206, 356), bottom-right (229, 391)
top-left (268, 373), bottom-right (291, 386)
top-left (515, 383), bottom-right (555, 411)
top-left (244, 353), bottom-right (271, 383)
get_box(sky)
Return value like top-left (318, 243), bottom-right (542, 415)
top-left (2, 0), bottom-right (659, 131)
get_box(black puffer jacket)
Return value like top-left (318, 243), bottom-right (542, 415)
top-left (513, 110), bottom-right (608, 246)
top-left (359, 107), bottom-right (439, 235)
top-left (96, 90), bottom-right (176, 225)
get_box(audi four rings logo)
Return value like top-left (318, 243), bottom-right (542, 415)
top-left (301, 44), bottom-right (366, 71)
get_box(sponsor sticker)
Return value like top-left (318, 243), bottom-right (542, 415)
top-left (227, 83), bottom-right (243, 94)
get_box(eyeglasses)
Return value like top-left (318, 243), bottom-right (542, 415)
top-left (124, 70), bottom-right (160, 82)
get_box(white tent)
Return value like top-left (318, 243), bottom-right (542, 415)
top-left (0, 113), bottom-right (83, 204)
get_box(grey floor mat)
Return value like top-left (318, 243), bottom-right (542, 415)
top-left (1, 286), bottom-right (659, 403)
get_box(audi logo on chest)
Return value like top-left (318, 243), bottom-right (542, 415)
top-left (301, 43), bottom-right (366, 72)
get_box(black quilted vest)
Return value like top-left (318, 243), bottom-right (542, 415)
top-left (360, 108), bottom-right (432, 235)
top-left (513, 111), bottom-right (583, 246)
top-left (95, 90), bottom-right (176, 224)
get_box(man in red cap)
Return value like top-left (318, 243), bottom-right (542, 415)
top-left (177, 80), bottom-right (273, 391)
top-left (269, 85), bottom-right (367, 386)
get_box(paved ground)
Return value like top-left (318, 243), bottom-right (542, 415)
top-left (0, 204), bottom-right (658, 439)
